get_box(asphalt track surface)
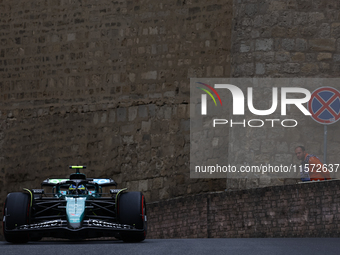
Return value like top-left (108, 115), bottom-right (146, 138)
top-left (1, 238), bottom-right (340, 255)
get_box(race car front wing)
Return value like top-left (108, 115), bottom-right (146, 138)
top-left (4, 218), bottom-right (144, 239)
top-left (16, 219), bottom-right (138, 231)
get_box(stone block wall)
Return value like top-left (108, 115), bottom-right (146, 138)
top-left (148, 180), bottom-right (340, 238)
top-left (0, 0), bottom-right (233, 239)
top-left (227, 0), bottom-right (340, 190)
top-left (1, 0), bottom-right (340, 241)
top-left (232, 0), bottom-right (340, 77)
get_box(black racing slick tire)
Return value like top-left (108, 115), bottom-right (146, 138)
top-left (118, 191), bottom-right (147, 242)
top-left (3, 192), bottom-right (31, 243)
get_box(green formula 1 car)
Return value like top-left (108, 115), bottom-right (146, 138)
top-left (2, 166), bottom-right (147, 243)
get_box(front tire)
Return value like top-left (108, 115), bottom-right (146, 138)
top-left (3, 192), bottom-right (31, 243)
top-left (118, 191), bottom-right (147, 242)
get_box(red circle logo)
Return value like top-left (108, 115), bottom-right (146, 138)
top-left (308, 87), bottom-right (340, 124)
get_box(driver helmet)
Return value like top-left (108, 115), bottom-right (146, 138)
top-left (69, 184), bottom-right (77, 194)
top-left (77, 184), bottom-right (86, 194)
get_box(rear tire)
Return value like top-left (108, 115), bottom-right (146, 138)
top-left (3, 192), bottom-right (31, 243)
top-left (118, 191), bottom-right (147, 242)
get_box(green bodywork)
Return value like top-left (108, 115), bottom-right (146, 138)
top-left (65, 196), bottom-right (87, 226)
top-left (41, 170), bottom-right (119, 229)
